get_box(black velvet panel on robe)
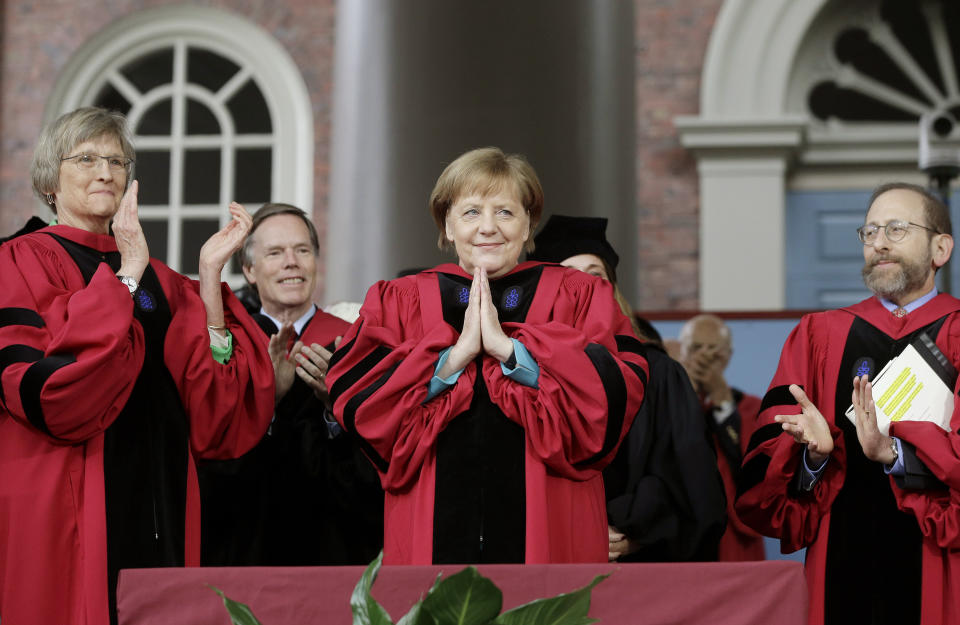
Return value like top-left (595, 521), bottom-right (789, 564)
top-left (603, 344), bottom-right (726, 562)
top-left (431, 267), bottom-right (544, 563)
top-left (48, 234), bottom-right (189, 625)
top-left (823, 315), bottom-right (948, 625)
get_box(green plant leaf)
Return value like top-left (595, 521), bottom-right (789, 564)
top-left (351, 551), bottom-right (395, 625)
top-left (397, 574), bottom-right (443, 625)
top-left (420, 566), bottom-right (502, 625)
top-left (397, 598), bottom-right (440, 625)
top-left (491, 573), bottom-right (610, 625)
top-left (209, 585), bottom-right (263, 625)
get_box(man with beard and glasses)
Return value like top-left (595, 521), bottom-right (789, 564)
top-left (736, 182), bottom-right (960, 625)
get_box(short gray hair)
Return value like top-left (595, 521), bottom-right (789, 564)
top-left (31, 107), bottom-right (136, 207)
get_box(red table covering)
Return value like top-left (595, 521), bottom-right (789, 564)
top-left (118, 560), bottom-right (806, 625)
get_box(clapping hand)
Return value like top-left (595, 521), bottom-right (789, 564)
top-left (294, 340), bottom-right (339, 406)
top-left (113, 180), bottom-right (149, 281)
top-left (269, 323), bottom-right (298, 402)
top-left (199, 202), bottom-right (253, 275)
top-left (851, 375), bottom-right (896, 464)
top-left (774, 384), bottom-right (834, 465)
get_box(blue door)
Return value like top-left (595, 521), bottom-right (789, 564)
top-left (785, 189), bottom-right (960, 309)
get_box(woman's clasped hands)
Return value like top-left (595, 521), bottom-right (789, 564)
top-left (439, 267), bottom-right (514, 377)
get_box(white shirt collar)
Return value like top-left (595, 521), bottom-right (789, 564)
top-left (259, 304), bottom-right (317, 336)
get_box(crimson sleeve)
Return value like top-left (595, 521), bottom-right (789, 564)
top-left (482, 274), bottom-right (647, 480)
top-left (888, 377), bottom-right (960, 549)
top-left (159, 270), bottom-right (276, 460)
top-left (326, 279), bottom-right (477, 492)
top-left (0, 238), bottom-right (145, 442)
top-left (735, 313), bottom-right (847, 552)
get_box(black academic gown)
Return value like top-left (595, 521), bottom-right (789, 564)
top-left (604, 344), bottom-right (727, 561)
top-left (198, 309), bottom-right (383, 566)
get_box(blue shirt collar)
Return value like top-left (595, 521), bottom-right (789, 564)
top-left (879, 287), bottom-right (938, 314)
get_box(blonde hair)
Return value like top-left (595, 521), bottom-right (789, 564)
top-left (429, 147), bottom-right (543, 252)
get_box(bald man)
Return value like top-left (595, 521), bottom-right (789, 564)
top-left (679, 315), bottom-right (765, 561)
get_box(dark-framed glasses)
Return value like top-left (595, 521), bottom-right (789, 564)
top-left (61, 153), bottom-right (134, 173)
top-left (856, 220), bottom-right (939, 244)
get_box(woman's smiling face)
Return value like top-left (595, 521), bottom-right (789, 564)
top-left (445, 189), bottom-right (530, 278)
top-left (53, 135), bottom-right (128, 233)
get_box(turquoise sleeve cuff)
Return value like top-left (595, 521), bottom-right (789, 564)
top-left (425, 346), bottom-right (465, 401)
top-left (501, 338), bottom-right (539, 388)
top-left (210, 330), bottom-right (234, 364)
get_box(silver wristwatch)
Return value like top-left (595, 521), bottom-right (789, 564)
top-left (117, 275), bottom-right (138, 294)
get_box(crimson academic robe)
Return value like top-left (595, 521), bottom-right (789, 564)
top-left (710, 389), bottom-right (765, 561)
top-left (0, 225), bottom-right (275, 625)
top-left (326, 262), bottom-right (647, 564)
top-left (735, 294), bottom-right (960, 625)
top-left (199, 308), bottom-right (384, 566)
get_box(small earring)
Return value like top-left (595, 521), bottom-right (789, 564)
top-left (45, 194), bottom-right (55, 205)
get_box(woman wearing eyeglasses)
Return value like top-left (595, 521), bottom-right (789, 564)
top-left (0, 107), bottom-right (275, 625)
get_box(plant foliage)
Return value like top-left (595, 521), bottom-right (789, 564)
top-left (213, 551), bottom-right (609, 625)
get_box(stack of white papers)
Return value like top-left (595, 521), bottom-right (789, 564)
top-left (845, 335), bottom-right (956, 435)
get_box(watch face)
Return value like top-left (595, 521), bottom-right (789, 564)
top-left (119, 276), bottom-right (137, 293)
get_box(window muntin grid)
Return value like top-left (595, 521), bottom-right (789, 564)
top-left (799, 0), bottom-right (960, 125)
top-left (90, 39), bottom-right (274, 280)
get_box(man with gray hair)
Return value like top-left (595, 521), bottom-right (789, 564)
top-left (199, 203), bottom-right (383, 567)
top-left (679, 314), bottom-right (765, 561)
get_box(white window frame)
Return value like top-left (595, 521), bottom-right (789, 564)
top-left (44, 5), bottom-right (313, 284)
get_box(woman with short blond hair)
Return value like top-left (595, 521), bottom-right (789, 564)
top-left (328, 147), bottom-right (648, 564)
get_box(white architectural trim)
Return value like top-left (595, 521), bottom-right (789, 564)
top-left (701, 0), bottom-right (829, 116)
top-left (677, 0), bottom-right (830, 310)
top-left (676, 118), bottom-right (806, 310)
top-left (45, 5), bottom-right (313, 215)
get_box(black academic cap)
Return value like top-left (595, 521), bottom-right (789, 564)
top-left (528, 215), bottom-right (619, 270)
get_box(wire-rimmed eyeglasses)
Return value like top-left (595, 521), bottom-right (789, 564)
top-left (60, 153), bottom-right (134, 173)
top-left (856, 220), bottom-right (939, 244)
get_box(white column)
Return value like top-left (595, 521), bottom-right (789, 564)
top-left (326, 0), bottom-right (394, 304)
top-left (698, 157), bottom-right (788, 310)
top-left (676, 117), bottom-right (805, 310)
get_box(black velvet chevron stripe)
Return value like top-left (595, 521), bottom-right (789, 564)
top-left (341, 360), bottom-right (402, 473)
top-left (20, 353), bottom-right (76, 438)
top-left (615, 334), bottom-right (644, 356)
top-left (745, 422), bottom-right (787, 455)
top-left (575, 343), bottom-right (627, 468)
top-left (759, 384), bottom-right (803, 413)
top-left (0, 344), bottom-right (44, 407)
top-left (328, 343), bottom-right (391, 407)
top-left (737, 454), bottom-right (772, 497)
top-left (0, 307), bottom-right (45, 329)
top-left (616, 336), bottom-right (649, 387)
top-left (623, 362), bottom-right (648, 388)
top-left (326, 320), bottom-right (361, 373)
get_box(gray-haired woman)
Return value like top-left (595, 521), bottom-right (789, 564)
top-left (0, 107), bottom-right (275, 625)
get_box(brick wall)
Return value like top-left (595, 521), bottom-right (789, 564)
top-left (1, 1), bottom-right (723, 309)
top-left (633, 0), bottom-right (723, 310)
top-left (0, 0), bottom-right (335, 291)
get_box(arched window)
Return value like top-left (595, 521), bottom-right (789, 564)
top-left (45, 6), bottom-right (312, 283)
top-left (794, 1), bottom-right (960, 125)
top-left (676, 0), bottom-right (958, 310)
